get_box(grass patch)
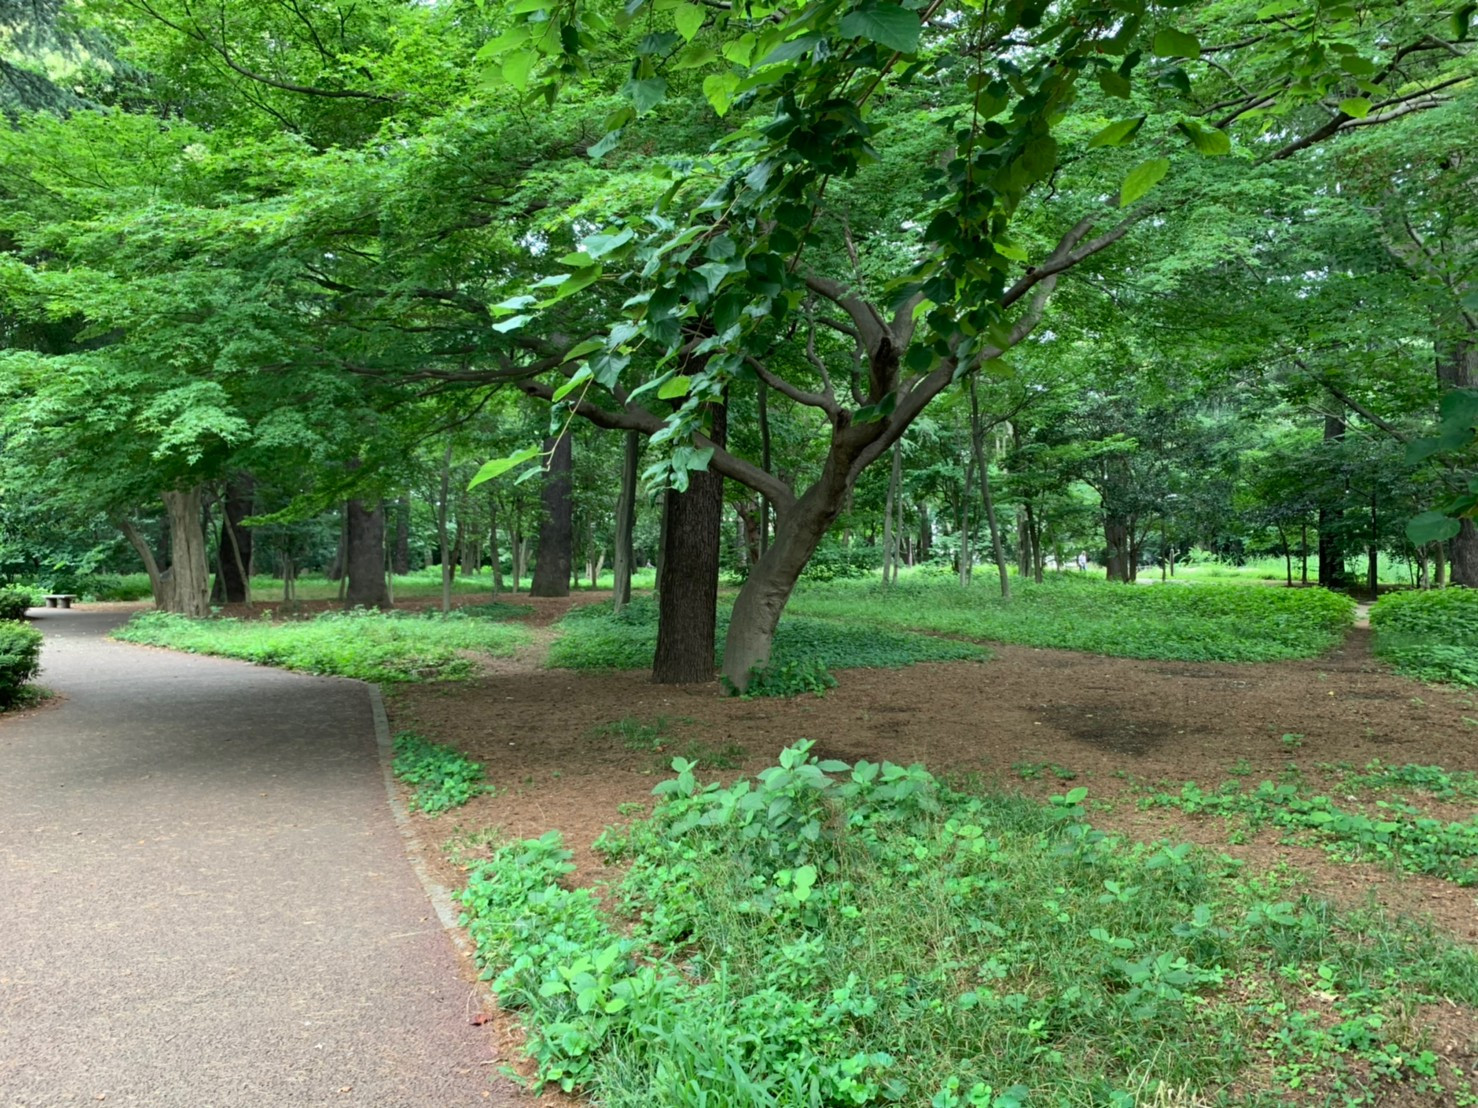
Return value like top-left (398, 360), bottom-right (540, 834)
top-left (1142, 770), bottom-right (1478, 885)
top-left (788, 573), bottom-right (1354, 662)
top-left (1370, 588), bottom-right (1478, 687)
top-left (547, 597), bottom-right (986, 687)
top-left (112, 608), bottom-right (532, 682)
top-left (458, 742), bottom-right (1478, 1106)
top-left (392, 731), bottom-right (491, 814)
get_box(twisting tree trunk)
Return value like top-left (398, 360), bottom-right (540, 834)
top-left (120, 486), bottom-right (211, 616)
top-left (654, 402), bottom-right (726, 684)
top-left (530, 434), bottom-right (573, 598)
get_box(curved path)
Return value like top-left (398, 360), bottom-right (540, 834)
top-left (0, 610), bottom-right (518, 1106)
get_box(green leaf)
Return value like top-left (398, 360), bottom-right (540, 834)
top-left (491, 314), bottom-right (531, 333)
top-left (1176, 120), bottom-right (1231, 156)
top-left (838, 1), bottom-right (921, 54)
top-left (501, 50), bottom-right (537, 91)
top-left (1151, 28), bottom-right (1200, 58)
top-left (1098, 68), bottom-right (1132, 99)
top-left (552, 365), bottom-right (593, 402)
top-left (580, 227), bottom-right (635, 259)
top-left (562, 339), bottom-right (605, 363)
top-left (1088, 116), bottom-right (1145, 148)
top-left (469, 445), bottom-right (540, 490)
top-left (587, 130), bottom-right (621, 159)
top-left (657, 374), bottom-right (692, 400)
top-left (1338, 97), bottom-right (1372, 119)
top-left (623, 77), bottom-right (668, 114)
top-left (1439, 388), bottom-right (1478, 429)
top-left (1407, 511), bottom-right (1461, 546)
top-left (1454, 3), bottom-right (1476, 40)
top-left (1120, 158), bottom-right (1170, 207)
top-left (702, 73), bottom-right (739, 116)
top-left (674, 2), bottom-right (705, 41)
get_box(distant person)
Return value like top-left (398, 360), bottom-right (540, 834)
top-left (1077, 552), bottom-right (1088, 572)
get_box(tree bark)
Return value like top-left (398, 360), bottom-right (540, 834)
top-left (438, 443), bottom-right (454, 613)
top-left (1104, 515), bottom-right (1132, 583)
top-left (530, 433), bottom-right (573, 598)
top-left (489, 492), bottom-right (504, 596)
top-left (654, 404), bottom-right (726, 685)
top-left (211, 472), bottom-right (254, 604)
top-left (1318, 414), bottom-right (1348, 589)
top-left (612, 432), bottom-right (639, 610)
top-left (345, 497), bottom-right (390, 608)
top-left (1439, 337), bottom-right (1478, 585)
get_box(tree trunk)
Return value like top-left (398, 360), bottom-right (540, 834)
top-left (1104, 515), bottom-right (1132, 583)
top-left (489, 492), bottom-right (504, 596)
top-left (393, 498), bottom-right (411, 575)
top-left (654, 404), bottom-right (726, 684)
top-left (973, 433), bottom-right (1010, 600)
top-left (759, 379), bottom-right (772, 558)
top-left (438, 443), bottom-right (454, 614)
top-left (1367, 491), bottom-right (1379, 597)
top-left (211, 473), bottom-right (254, 604)
top-left (530, 434), bottom-right (573, 598)
top-left (958, 455), bottom-right (972, 587)
top-left (345, 497), bottom-right (390, 608)
top-left (1438, 336), bottom-right (1478, 585)
top-left (612, 430), bottom-right (639, 610)
top-left (882, 441), bottom-right (901, 585)
top-left (124, 487), bottom-right (211, 616)
top-left (1318, 413), bottom-right (1348, 590)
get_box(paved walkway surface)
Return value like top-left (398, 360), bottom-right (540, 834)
top-left (1, 610), bottom-right (518, 1107)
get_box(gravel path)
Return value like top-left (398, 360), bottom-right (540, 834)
top-left (0, 610), bottom-right (519, 1107)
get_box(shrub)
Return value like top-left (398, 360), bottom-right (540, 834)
top-left (1370, 588), bottom-right (1478, 687)
top-left (0, 584), bottom-right (36, 621)
top-left (0, 622), bottom-right (43, 706)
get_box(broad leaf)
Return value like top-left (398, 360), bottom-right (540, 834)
top-left (838, 1), bottom-right (921, 54)
top-left (1088, 116), bottom-right (1145, 148)
top-left (1338, 97), bottom-right (1372, 119)
top-left (1151, 28), bottom-right (1200, 58)
top-left (469, 446), bottom-right (541, 490)
top-left (1406, 511), bottom-right (1461, 546)
top-left (657, 374), bottom-right (692, 400)
top-left (1120, 158), bottom-right (1170, 207)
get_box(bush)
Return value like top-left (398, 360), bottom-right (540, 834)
top-left (0, 584), bottom-right (36, 621)
top-left (392, 731), bottom-right (491, 813)
top-left (1370, 588), bottom-right (1478, 687)
top-left (0, 622), bottom-right (43, 706)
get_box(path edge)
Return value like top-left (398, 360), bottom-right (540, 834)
top-left (367, 683), bottom-right (472, 950)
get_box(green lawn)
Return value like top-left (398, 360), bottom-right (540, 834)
top-left (112, 609), bottom-right (532, 682)
top-left (786, 572), bottom-right (1354, 663)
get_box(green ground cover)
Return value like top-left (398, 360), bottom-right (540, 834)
top-left (392, 731), bottom-right (492, 813)
top-left (459, 743), bottom-right (1478, 1106)
top-left (787, 573), bottom-right (1354, 662)
top-left (112, 609), bottom-right (531, 682)
top-left (546, 597), bottom-right (986, 690)
top-left (1370, 589), bottom-right (1478, 687)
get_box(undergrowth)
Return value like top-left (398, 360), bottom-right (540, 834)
top-left (392, 731), bottom-right (491, 814)
top-left (458, 743), bottom-right (1478, 1106)
top-left (112, 608), bottom-right (532, 682)
top-left (1143, 771), bottom-right (1478, 885)
top-left (548, 597), bottom-right (986, 691)
top-left (787, 574), bottom-right (1354, 663)
top-left (1370, 589), bottom-right (1478, 687)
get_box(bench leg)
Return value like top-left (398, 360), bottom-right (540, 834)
top-left (46, 598), bottom-right (57, 608)
top-left (59, 598), bottom-right (72, 609)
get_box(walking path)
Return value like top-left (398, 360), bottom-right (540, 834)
top-left (0, 610), bottom-right (518, 1107)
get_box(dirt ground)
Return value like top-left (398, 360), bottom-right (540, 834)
top-left (384, 593), bottom-right (1478, 936)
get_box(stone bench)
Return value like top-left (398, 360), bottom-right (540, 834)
top-left (43, 594), bottom-right (77, 609)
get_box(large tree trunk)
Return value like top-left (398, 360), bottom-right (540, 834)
top-left (612, 431), bottom-right (639, 610)
top-left (1104, 515), bottom-right (1132, 583)
top-left (1439, 337), bottom-right (1478, 586)
top-left (211, 473), bottom-right (254, 604)
top-left (654, 405), bottom-right (726, 684)
top-left (1318, 414), bottom-right (1348, 589)
top-left (345, 497), bottom-right (390, 608)
top-left (119, 487), bottom-right (210, 616)
top-left (530, 434), bottom-right (573, 598)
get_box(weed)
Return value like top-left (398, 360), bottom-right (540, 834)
top-left (392, 732), bottom-right (492, 814)
top-left (1281, 733), bottom-right (1304, 750)
top-left (458, 743), bottom-right (1478, 1106)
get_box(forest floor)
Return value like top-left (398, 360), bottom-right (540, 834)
top-left (385, 591), bottom-right (1478, 946)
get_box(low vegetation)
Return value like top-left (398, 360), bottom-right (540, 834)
top-left (0, 621), bottom-right (43, 707)
top-left (1370, 589), bottom-right (1478, 688)
top-left (788, 573), bottom-right (1355, 663)
top-left (392, 731), bottom-right (492, 814)
top-left (112, 609), bottom-right (531, 682)
top-left (0, 584), bottom-right (36, 621)
top-left (547, 597), bottom-right (986, 691)
top-left (459, 743), bottom-right (1478, 1106)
